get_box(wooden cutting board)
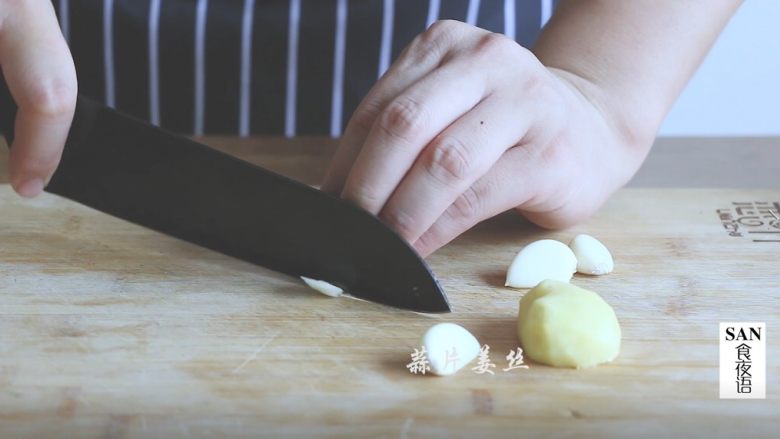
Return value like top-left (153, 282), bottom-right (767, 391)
top-left (0, 184), bottom-right (778, 438)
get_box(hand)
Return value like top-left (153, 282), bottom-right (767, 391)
top-left (0, 0), bottom-right (77, 197)
top-left (321, 20), bottom-right (646, 257)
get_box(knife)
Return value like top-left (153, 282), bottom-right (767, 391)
top-left (0, 80), bottom-right (450, 313)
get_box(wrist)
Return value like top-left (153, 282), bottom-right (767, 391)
top-left (548, 67), bottom-right (657, 156)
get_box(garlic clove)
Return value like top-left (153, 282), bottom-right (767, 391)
top-left (505, 239), bottom-right (578, 288)
top-left (569, 234), bottom-right (614, 275)
top-left (421, 323), bottom-right (481, 376)
top-left (301, 276), bottom-right (344, 297)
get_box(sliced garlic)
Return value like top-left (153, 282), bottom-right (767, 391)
top-left (300, 276), bottom-right (343, 297)
top-left (421, 323), bottom-right (481, 376)
top-left (569, 234), bottom-right (614, 275)
top-left (505, 239), bottom-right (577, 288)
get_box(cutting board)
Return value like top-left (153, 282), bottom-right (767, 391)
top-left (0, 184), bottom-right (778, 438)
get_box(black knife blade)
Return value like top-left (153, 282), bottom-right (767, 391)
top-left (0, 84), bottom-right (450, 313)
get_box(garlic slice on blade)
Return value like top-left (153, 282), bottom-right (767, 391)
top-left (505, 239), bottom-right (577, 288)
top-left (421, 323), bottom-right (481, 376)
top-left (569, 234), bottom-right (614, 275)
top-left (301, 276), bottom-right (343, 297)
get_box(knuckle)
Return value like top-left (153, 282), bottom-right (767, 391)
top-left (538, 140), bottom-right (568, 168)
top-left (450, 186), bottom-right (482, 222)
top-left (427, 19), bottom-right (460, 36)
top-left (382, 208), bottom-right (418, 240)
top-left (403, 20), bottom-right (459, 66)
top-left (26, 80), bottom-right (76, 117)
top-left (350, 98), bottom-right (383, 133)
top-left (525, 71), bottom-right (561, 107)
top-left (378, 97), bottom-right (426, 141)
top-left (345, 180), bottom-right (384, 211)
top-left (414, 230), bottom-right (436, 253)
top-left (423, 136), bottom-right (473, 186)
top-left (351, 184), bottom-right (381, 206)
top-left (475, 32), bottom-right (519, 58)
top-left (416, 22), bottom-right (447, 50)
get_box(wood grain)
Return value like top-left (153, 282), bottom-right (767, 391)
top-left (0, 181), bottom-right (778, 437)
top-left (0, 139), bottom-right (777, 437)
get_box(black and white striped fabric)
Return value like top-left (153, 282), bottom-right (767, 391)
top-left (52, 0), bottom-right (557, 137)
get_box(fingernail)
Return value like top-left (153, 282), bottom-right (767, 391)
top-left (17, 178), bottom-right (44, 198)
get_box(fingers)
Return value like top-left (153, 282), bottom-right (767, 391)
top-left (378, 96), bottom-right (531, 243)
top-left (320, 60), bottom-right (435, 194)
top-left (0, 1), bottom-right (77, 197)
top-left (321, 20), bottom-right (485, 194)
top-left (413, 145), bottom-right (542, 257)
top-left (321, 21), bottom-right (569, 256)
top-left (339, 58), bottom-right (490, 215)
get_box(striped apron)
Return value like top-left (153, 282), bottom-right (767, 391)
top-left (52, 0), bottom-right (557, 137)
